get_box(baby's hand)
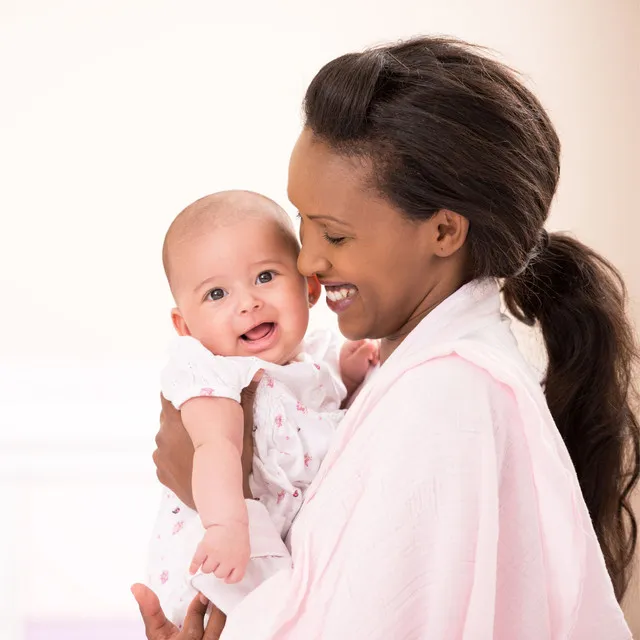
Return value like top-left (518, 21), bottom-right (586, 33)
top-left (340, 339), bottom-right (380, 396)
top-left (189, 521), bottom-right (250, 584)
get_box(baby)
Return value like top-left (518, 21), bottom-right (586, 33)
top-left (147, 191), bottom-right (377, 623)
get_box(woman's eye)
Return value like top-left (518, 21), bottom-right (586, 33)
top-left (256, 271), bottom-right (274, 284)
top-left (206, 288), bottom-right (227, 301)
top-left (323, 232), bottom-right (347, 246)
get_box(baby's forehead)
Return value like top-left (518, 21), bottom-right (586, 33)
top-left (177, 207), bottom-right (297, 252)
top-left (164, 193), bottom-right (299, 287)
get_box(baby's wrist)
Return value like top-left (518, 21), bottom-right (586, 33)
top-left (341, 373), bottom-right (362, 394)
top-left (202, 516), bottom-right (249, 530)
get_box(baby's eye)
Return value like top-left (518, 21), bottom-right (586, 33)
top-left (256, 271), bottom-right (275, 285)
top-left (206, 288), bottom-right (227, 301)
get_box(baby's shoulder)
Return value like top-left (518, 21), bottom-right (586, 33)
top-left (299, 328), bottom-right (342, 361)
top-left (167, 335), bottom-right (210, 359)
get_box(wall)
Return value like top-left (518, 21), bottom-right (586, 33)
top-left (1, 0), bottom-right (638, 637)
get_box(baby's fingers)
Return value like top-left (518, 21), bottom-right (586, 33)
top-left (227, 566), bottom-right (245, 584)
top-left (367, 339), bottom-right (380, 365)
top-left (213, 561), bottom-right (234, 582)
top-left (342, 339), bottom-right (366, 357)
top-left (353, 340), bottom-right (378, 363)
top-left (202, 554), bottom-right (220, 575)
top-left (189, 544), bottom-right (208, 575)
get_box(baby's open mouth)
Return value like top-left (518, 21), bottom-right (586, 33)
top-left (241, 322), bottom-right (275, 342)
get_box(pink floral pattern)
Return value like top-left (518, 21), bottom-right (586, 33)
top-left (150, 329), bottom-right (349, 626)
top-left (172, 521), bottom-right (184, 535)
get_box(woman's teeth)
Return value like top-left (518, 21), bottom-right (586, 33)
top-left (325, 287), bottom-right (356, 302)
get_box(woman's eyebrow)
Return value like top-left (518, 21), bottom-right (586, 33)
top-left (303, 213), bottom-right (352, 228)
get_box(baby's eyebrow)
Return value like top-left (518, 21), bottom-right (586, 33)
top-left (194, 259), bottom-right (292, 292)
top-left (195, 275), bottom-right (223, 293)
top-left (251, 258), bottom-right (290, 268)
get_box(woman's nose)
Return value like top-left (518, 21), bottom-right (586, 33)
top-left (298, 240), bottom-right (331, 278)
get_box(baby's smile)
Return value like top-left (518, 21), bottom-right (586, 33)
top-left (239, 321), bottom-right (279, 354)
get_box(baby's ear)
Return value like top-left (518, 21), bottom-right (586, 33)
top-left (171, 308), bottom-right (191, 336)
top-left (307, 275), bottom-right (322, 308)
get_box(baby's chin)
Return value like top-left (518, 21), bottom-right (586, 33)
top-left (239, 338), bottom-right (302, 366)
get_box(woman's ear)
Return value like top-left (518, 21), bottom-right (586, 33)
top-left (431, 209), bottom-right (469, 257)
top-left (171, 308), bottom-right (191, 336)
top-left (307, 274), bottom-right (322, 308)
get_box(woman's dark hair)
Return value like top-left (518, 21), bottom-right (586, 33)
top-left (303, 36), bottom-right (639, 601)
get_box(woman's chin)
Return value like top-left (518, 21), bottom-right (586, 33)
top-left (337, 316), bottom-right (368, 342)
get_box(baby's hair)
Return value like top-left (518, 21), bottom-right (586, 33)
top-left (162, 190), bottom-right (299, 291)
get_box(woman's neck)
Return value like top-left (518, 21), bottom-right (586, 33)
top-left (379, 276), bottom-right (468, 364)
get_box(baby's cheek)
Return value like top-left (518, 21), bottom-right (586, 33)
top-left (198, 325), bottom-right (239, 357)
top-left (288, 298), bottom-right (312, 340)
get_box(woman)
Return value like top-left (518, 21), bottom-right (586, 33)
top-left (134, 36), bottom-right (639, 638)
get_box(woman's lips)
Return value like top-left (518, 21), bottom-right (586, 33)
top-left (323, 283), bottom-right (358, 314)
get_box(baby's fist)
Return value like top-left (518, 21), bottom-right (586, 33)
top-left (340, 339), bottom-right (379, 396)
top-left (190, 521), bottom-right (250, 584)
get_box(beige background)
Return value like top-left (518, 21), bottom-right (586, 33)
top-left (0, 0), bottom-right (638, 636)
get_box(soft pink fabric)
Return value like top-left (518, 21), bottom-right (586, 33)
top-left (218, 279), bottom-right (630, 639)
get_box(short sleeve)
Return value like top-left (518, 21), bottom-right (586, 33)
top-left (161, 336), bottom-right (263, 409)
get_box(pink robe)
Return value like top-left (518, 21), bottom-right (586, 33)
top-left (217, 279), bottom-right (631, 639)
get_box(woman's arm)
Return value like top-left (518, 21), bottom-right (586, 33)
top-left (147, 358), bottom-right (497, 638)
top-left (220, 357), bottom-right (503, 639)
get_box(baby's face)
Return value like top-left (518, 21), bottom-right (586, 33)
top-left (170, 216), bottom-right (310, 364)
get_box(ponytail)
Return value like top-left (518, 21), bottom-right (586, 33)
top-left (503, 233), bottom-right (640, 600)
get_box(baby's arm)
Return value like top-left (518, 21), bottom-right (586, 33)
top-left (181, 396), bottom-right (250, 584)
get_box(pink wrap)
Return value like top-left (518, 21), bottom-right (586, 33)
top-left (210, 279), bottom-right (630, 639)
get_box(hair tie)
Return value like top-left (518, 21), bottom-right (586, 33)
top-left (512, 229), bottom-right (551, 277)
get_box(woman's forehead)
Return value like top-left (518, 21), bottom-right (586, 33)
top-left (288, 134), bottom-right (380, 220)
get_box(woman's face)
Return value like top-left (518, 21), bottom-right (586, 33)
top-left (288, 129), bottom-right (467, 351)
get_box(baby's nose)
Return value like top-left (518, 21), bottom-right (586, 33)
top-left (239, 296), bottom-right (262, 314)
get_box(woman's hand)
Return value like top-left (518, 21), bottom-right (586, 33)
top-left (131, 584), bottom-right (225, 639)
top-left (154, 385), bottom-right (258, 507)
top-left (155, 395), bottom-right (196, 508)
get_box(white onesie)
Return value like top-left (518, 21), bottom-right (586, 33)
top-left (147, 329), bottom-right (346, 624)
